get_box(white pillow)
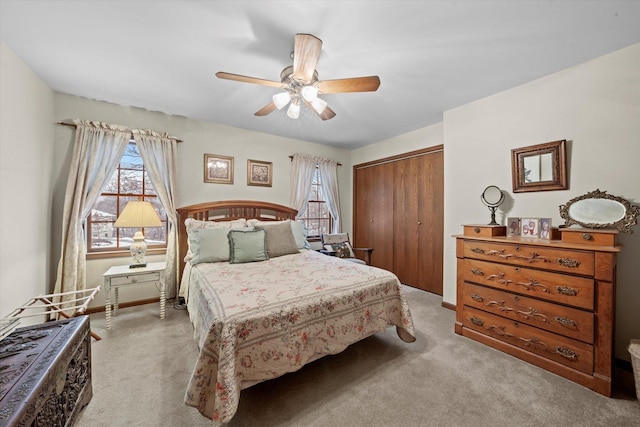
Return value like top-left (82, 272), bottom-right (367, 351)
top-left (185, 217), bottom-right (247, 231)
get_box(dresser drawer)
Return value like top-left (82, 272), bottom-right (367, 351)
top-left (463, 240), bottom-right (594, 276)
top-left (459, 258), bottom-right (594, 310)
top-left (462, 283), bottom-right (594, 343)
top-left (462, 306), bottom-right (594, 374)
top-left (109, 271), bottom-right (161, 285)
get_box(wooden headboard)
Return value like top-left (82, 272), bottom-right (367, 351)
top-left (176, 200), bottom-right (298, 282)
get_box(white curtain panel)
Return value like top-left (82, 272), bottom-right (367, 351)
top-left (290, 153), bottom-right (317, 217)
top-left (54, 120), bottom-right (130, 303)
top-left (133, 129), bottom-right (179, 297)
top-left (317, 158), bottom-right (341, 233)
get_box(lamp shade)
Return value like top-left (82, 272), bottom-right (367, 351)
top-left (114, 201), bottom-right (162, 228)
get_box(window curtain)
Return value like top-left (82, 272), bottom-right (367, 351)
top-left (317, 158), bottom-right (341, 233)
top-left (290, 153), bottom-right (318, 217)
top-left (132, 129), bottom-right (179, 297)
top-left (54, 120), bottom-right (131, 304)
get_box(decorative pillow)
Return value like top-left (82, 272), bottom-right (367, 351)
top-left (228, 229), bottom-right (268, 264)
top-left (185, 218), bottom-right (247, 231)
top-left (290, 220), bottom-right (311, 250)
top-left (255, 221), bottom-right (300, 258)
top-left (188, 227), bottom-right (231, 265)
top-left (325, 242), bottom-right (355, 258)
top-left (184, 218), bottom-right (248, 260)
top-left (246, 219), bottom-right (285, 228)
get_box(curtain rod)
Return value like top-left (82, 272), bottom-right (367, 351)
top-left (56, 122), bottom-right (183, 143)
top-left (288, 155), bottom-right (341, 166)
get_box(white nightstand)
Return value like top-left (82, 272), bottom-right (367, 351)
top-left (102, 261), bottom-right (166, 330)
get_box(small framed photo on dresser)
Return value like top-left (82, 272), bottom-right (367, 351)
top-left (539, 218), bottom-right (552, 240)
top-left (507, 217), bottom-right (521, 237)
top-left (521, 218), bottom-right (539, 238)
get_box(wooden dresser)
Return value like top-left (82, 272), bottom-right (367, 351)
top-left (454, 225), bottom-right (620, 396)
top-left (0, 316), bottom-right (92, 426)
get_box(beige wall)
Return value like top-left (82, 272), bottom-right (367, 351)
top-left (0, 41), bottom-right (55, 321)
top-left (52, 94), bottom-right (351, 308)
top-left (352, 43), bottom-right (640, 361)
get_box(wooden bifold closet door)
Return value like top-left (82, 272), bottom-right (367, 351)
top-left (353, 146), bottom-right (444, 295)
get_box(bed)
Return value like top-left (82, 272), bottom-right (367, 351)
top-left (176, 200), bottom-right (416, 425)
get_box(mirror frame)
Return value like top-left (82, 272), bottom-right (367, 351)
top-left (511, 140), bottom-right (567, 193)
top-left (559, 189), bottom-right (639, 233)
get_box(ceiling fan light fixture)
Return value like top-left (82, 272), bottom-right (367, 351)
top-left (272, 91), bottom-right (291, 109)
top-left (287, 101), bottom-right (300, 119)
top-left (310, 97), bottom-right (328, 114)
top-left (300, 85), bottom-right (319, 102)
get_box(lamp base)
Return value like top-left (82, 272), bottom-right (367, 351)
top-left (130, 231), bottom-right (148, 268)
top-left (129, 263), bottom-right (147, 269)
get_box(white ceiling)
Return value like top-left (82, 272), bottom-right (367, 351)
top-left (2, 1), bottom-right (640, 150)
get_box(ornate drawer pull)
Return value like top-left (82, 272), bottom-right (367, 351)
top-left (471, 294), bottom-right (484, 302)
top-left (555, 286), bottom-right (579, 296)
top-left (557, 257), bottom-right (581, 268)
top-left (471, 269), bottom-right (484, 276)
top-left (554, 316), bottom-right (578, 328)
top-left (582, 233), bottom-right (592, 241)
top-left (556, 346), bottom-right (579, 360)
top-left (471, 247), bottom-right (485, 254)
top-left (470, 317), bottom-right (484, 326)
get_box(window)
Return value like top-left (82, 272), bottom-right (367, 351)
top-left (87, 142), bottom-right (167, 253)
top-left (299, 168), bottom-right (331, 239)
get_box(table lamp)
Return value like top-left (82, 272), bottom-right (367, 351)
top-left (113, 200), bottom-right (162, 268)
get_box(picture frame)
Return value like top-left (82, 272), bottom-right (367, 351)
top-left (520, 218), bottom-right (540, 238)
top-left (539, 218), bottom-right (552, 240)
top-left (507, 217), bottom-right (521, 237)
top-left (204, 154), bottom-right (234, 184)
top-left (247, 159), bottom-right (272, 187)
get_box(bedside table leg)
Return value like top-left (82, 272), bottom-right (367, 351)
top-left (105, 295), bottom-right (112, 330)
top-left (160, 282), bottom-right (166, 319)
top-left (114, 287), bottom-right (119, 315)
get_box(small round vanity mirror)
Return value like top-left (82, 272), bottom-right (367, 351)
top-left (481, 185), bottom-right (505, 225)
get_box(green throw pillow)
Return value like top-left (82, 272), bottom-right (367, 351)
top-left (188, 227), bottom-right (230, 265)
top-left (228, 229), bottom-right (268, 264)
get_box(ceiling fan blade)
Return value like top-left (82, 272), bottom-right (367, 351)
top-left (255, 102), bottom-right (277, 116)
top-left (318, 76), bottom-right (381, 94)
top-left (216, 72), bottom-right (283, 88)
top-left (318, 105), bottom-right (336, 121)
top-left (293, 34), bottom-right (322, 83)
top-left (304, 100), bottom-right (336, 121)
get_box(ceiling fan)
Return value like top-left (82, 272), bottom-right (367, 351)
top-left (216, 33), bottom-right (380, 121)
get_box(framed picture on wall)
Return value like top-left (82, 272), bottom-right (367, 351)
top-left (507, 217), bottom-right (521, 237)
top-left (521, 218), bottom-right (540, 238)
top-left (204, 154), bottom-right (234, 184)
top-left (247, 159), bottom-right (272, 187)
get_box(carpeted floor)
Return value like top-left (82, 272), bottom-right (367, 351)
top-left (76, 286), bottom-right (639, 426)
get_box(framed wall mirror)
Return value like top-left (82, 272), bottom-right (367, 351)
top-left (511, 140), bottom-right (567, 193)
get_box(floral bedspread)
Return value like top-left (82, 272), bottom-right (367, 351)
top-left (182, 250), bottom-right (416, 425)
